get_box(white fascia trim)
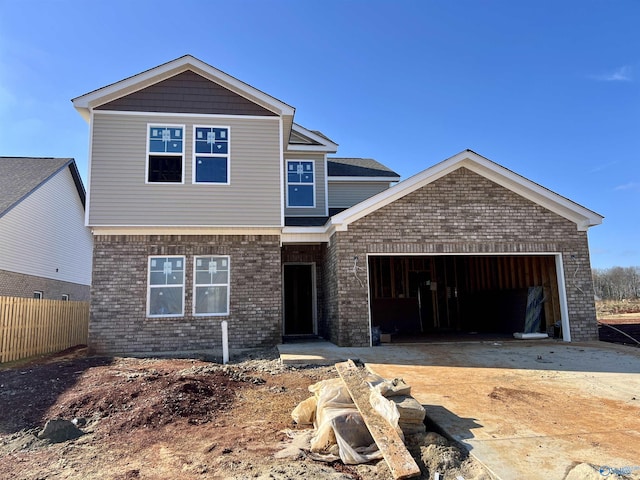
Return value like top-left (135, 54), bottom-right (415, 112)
top-left (72, 55), bottom-right (295, 119)
top-left (289, 123), bottom-right (339, 152)
top-left (287, 144), bottom-right (338, 153)
top-left (328, 176), bottom-right (400, 182)
top-left (93, 110), bottom-right (280, 121)
top-left (91, 226), bottom-right (283, 235)
top-left (330, 150), bottom-right (603, 232)
top-left (462, 157), bottom-right (603, 230)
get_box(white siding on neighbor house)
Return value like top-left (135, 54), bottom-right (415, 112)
top-left (283, 152), bottom-right (327, 217)
top-left (0, 167), bottom-right (93, 285)
top-left (328, 181), bottom-right (392, 209)
top-left (88, 112), bottom-right (282, 226)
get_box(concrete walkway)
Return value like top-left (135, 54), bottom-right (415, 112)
top-left (277, 340), bottom-right (640, 479)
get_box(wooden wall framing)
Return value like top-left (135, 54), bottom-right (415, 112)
top-left (368, 254), bottom-right (561, 333)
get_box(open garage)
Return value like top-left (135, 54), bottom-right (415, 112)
top-left (368, 254), bottom-right (565, 340)
top-left (315, 151), bottom-right (603, 347)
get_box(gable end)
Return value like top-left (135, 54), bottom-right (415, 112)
top-left (329, 151), bottom-right (603, 233)
top-left (95, 70), bottom-right (277, 116)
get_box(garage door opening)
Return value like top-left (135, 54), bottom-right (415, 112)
top-left (368, 255), bottom-right (563, 340)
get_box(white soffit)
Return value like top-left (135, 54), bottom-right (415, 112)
top-left (287, 123), bottom-right (338, 153)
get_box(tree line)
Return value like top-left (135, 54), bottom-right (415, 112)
top-left (592, 266), bottom-right (640, 300)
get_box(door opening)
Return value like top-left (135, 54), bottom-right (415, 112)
top-left (283, 264), bottom-right (315, 335)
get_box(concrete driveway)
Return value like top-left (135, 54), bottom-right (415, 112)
top-left (278, 340), bottom-right (640, 479)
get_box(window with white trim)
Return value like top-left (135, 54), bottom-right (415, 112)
top-left (147, 125), bottom-right (184, 183)
top-left (193, 255), bottom-right (230, 315)
top-left (147, 256), bottom-right (185, 317)
top-left (287, 160), bottom-right (315, 207)
top-left (61, 294), bottom-right (70, 301)
top-left (193, 126), bottom-right (230, 184)
top-left (33, 291), bottom-right (43, 299)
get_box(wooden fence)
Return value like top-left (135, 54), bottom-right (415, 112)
top-left (0, 296), bottom-right (89, 363)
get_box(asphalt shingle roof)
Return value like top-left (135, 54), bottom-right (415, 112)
top-left (327, 158), bottom-right (400, 178)
top-left (0, 157), bottom-right (76, 217)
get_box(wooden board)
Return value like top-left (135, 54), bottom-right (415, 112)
top-left (335, 359), bottom-right (421, 479)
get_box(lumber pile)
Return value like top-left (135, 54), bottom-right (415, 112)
top-left (392, 395), bottom-right (427, 435)
top-left (292, 359), bottom-right (424, 479)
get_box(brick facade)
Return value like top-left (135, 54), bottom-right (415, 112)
top-left (89, 169), bottom-right (599, 353)
top-left (90, 234), bottom-right (281, 355)
top-left (0, 269), bottom-right (90, 301)
top-left (325, 167), bottom-right (598, 346)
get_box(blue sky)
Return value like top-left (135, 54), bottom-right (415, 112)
top-left (0, 0), bottom-right (638, 269)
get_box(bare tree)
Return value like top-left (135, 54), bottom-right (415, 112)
top-left (593, 266), bottom-right (640, 300)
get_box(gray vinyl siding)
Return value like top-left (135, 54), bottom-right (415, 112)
top-left (89, 112), bottom-right (281, 226)
top-left (283, 153), bottom-right (326, 217)
top-left (328, 181), bottom-right (392, 208)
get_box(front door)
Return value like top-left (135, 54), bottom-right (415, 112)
top-left (283, 264), bottom-right (315, 335)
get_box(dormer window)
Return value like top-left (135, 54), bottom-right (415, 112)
top-left (193, 126), bottom-right (230, 184)
top-left (287, 160), bottom-right (315, 207)
top-left (147, 125), bottom-right (184, 183)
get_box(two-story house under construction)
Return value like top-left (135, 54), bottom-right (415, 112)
top-left (73, 55), bottom-right (602, 355)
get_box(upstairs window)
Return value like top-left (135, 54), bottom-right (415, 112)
top-left (147, 125), bottom-right (184, 183)
top-left (193, 126), bottom-right (230, 184)
top-left (147, 256), bottom-right (185, 317)
top-left (287, 160), bottom-right (315, 207)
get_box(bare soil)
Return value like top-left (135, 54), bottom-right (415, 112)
top-left (0, 347), bottom-right (492, 480)
top-left (597, 300), bottom-right (640, 346)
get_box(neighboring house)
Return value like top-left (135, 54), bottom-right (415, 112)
top-left (72, 55), bottom-right (603, 355)
top-left (0, 157), bottom-right (93, 301)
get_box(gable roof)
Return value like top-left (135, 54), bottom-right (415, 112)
top-left (94, 70), bottom-right (278, 117)
top-left (0, 157), bottom-right (85, 218)
top-left (288, 124), bottom-right (338, 153)
top-left (72, 55), bottom-right (296, 121)
top-left (329, 150), bottom-right (603, 232)
top-left (328, 158), bottom-right (400, 180)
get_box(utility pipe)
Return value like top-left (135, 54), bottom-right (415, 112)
top-left (221, 320), bottom-right (229, 364)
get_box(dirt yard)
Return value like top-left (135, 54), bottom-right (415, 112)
top-left (597, 299), bottom-right (640, 346)
top-left (0, 347), bottom-right (492, 480)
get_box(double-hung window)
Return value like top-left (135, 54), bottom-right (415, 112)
top-left (147, 125), bottom-right (184, 183)
top-left (193, 126), bottom-right (230, 184)
top-left (147, 256), bottom-right (185, 317)
top-left (287, 160), bottom-right (315, 207)
top-left (193, 256), bottom-right (230, 315)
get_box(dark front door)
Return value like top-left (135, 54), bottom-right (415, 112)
top-left (284, 264), bottom-right (314, 335)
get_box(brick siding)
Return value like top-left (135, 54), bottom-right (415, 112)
top-left (0, 269), bottom-right (90, 301)
top-left (325, 167), bottom-right (598, 346)
top-left (90, 234), bottom-right (281, 355)
top-left (90, 168), bottom-right (599, 353)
